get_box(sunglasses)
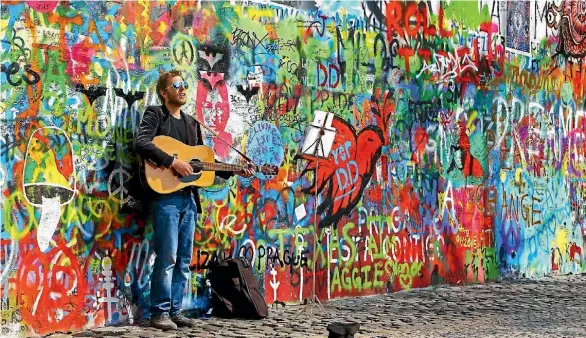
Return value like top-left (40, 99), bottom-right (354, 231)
top-left (166, 81), bottom-right (189, 90)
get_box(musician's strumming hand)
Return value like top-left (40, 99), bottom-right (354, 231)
top-left (171, 158), bottom-right (193, 177)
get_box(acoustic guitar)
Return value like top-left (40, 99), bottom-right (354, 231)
top-left (144, 135), bottom-right (278, 194)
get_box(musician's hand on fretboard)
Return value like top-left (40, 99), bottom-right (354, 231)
top-left (237, 165), bottom-right (256, 178)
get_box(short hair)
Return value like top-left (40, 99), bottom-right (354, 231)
top-left (156, 69), bottom-right (183, 104)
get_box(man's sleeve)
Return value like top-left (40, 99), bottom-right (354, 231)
top-left (134, 106), bottom-right (175, 168)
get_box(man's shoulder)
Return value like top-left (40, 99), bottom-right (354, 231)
top-left (145, 105), bottom-right (164, 113)
top-left (143, 105), bottom-right (166, 120)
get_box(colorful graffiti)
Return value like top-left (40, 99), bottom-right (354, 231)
top-left (1, 0), bottom-right (585, 335)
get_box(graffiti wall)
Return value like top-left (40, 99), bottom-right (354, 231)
top-left (1, 0), bottom-right (585, 335)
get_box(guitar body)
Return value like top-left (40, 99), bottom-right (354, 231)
top-left (145, 136), bottom-right (216, 194)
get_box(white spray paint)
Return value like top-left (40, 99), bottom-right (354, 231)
top-left (269, 266), bottom-right (280, 302)
top-left (37, 196), bottom-right (61, 252)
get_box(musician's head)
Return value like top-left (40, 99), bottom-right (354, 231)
top-left (156, 69), bottom-right (188, 107)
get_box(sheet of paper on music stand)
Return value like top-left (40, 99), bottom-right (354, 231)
top-left (312, 110), bottom-right (334, 129)
top-left (301, 111), bottom-right (337, 158)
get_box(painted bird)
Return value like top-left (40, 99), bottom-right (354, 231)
top-left (297, 90), bottom-right (395, 228)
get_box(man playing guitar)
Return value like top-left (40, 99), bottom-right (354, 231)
top-left (134, 69), bottom-right (254, 330)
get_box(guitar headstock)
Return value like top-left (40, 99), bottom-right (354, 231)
top-left (257, 165), bottom-right (279, 176)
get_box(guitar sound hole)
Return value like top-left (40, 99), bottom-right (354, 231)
top-left (190, 160), bottom-right (203, 174)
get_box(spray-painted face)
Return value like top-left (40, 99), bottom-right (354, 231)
top-left (202, 89), bottom-right (226, 133)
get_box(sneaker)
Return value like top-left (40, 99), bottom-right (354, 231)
top-left (150, 314), bottom-right (178, 330)
top-left (171, 314), bottom-right (198, 328)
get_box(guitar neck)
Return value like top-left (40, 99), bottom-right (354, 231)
top-left (194, 162), bottom-right (252, 172)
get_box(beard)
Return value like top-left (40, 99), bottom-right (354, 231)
top-left (167, 94), bottom-right (187, 107)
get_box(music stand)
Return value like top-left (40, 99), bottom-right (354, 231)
top-left (299, 110), bottom-right (337, 314)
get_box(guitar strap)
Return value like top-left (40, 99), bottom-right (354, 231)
top-left (193, 116), bottom-right (254, 165)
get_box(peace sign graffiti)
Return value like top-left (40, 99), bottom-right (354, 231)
top-left (172, 36), bottom-right (195, 65)
top-left (108, 168), bottom-right (131, 204)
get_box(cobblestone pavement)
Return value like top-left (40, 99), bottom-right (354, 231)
top-left (51, 274), bottom-right (586, 338)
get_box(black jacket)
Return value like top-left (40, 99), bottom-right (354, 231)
top-left (134, 104), bottom-right (233, 212)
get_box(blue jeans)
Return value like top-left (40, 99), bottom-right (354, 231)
top-left (150, 191), bottom-right (197, 317)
